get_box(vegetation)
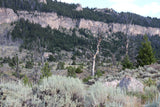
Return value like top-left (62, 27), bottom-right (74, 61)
top-left (11, 19), bottom-right (92, 52)
top-left (10, 19), bottom-right (160, 63)
top-left (144, 78), bottom-right (156, 87)
top-left (121, 55), bottom-right (133, 70)
top-left (23, 75), bottom-right (32, 87)
top-left (48, 55), bottom-right (56, 62)
top-left (0, 74), bottom-right (160, 106)
top-left (67, 66), bottom-right (76, 78)
top-left (25, 60), bottom-right (34, 69)
top-left (56, 62), bottom-right (65, 70)
top-left (1, 0), bottom-right (160, 28)
top-left (75, 67), bottom-right (83, 73)
top-left (83, 76), bottom-right (92, 83)
top-left (137, 35), bottom-right (156, 66)
top-left (71, 60), bottom-right (76, 65)
top-left (95, 69), bottom-right (103, 78)
top-left (41, 62), bottom-right (52, 78)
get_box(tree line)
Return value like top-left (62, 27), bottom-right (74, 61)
top-left (0, 0), bottom-right (160, 28)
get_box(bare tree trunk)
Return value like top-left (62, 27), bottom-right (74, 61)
top-left (15, 54), bottom-right (20, 79)
top-left (125, 24), bottom-right (129, 56)
top-left (92, 37), bottom-right (102, 77)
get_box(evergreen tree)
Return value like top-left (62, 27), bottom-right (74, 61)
top-left (41, 62), bottom-right (52, 78)
top-left (121, 55), bottom-right (133, 70)
top-left (137, 35), bottom-right (156, 66)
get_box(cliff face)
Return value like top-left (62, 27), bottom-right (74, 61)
top-left (0, 8), bottom-right (160, 36)
top-left (0, 8), bottom-right (18, 25)
top-left (79, 19), bottom-right (160, 36)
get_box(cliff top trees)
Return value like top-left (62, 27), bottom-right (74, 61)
top-left (137, 35), bottom-right (156, 66)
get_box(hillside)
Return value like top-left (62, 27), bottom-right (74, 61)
top-left (0, 0), bottom-right (160, 28)
top-left (0, 0), bottom-right (160, 107)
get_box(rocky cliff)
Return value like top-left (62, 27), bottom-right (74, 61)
top-left (0, 8), bottom-right (160, 36)
top-left (0, 8), bottom-right (18, 25)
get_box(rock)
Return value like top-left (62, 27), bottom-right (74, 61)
top-left (38, 0), bottom-right (47, 4)
top-left (119, 75), bottom-right (144, 92)
top-left (76, 4), bottom-right (83, 11)
top-left (152, 74), bottom-right (160, 78)
top-left (1, 8), bottom-right (160, 37)
top-left (146, 67), bottom-right (158, 74)
top-left (105, 80), bottom-right (120, 88)
top-left (87, 79), bottom-right (96, 85)
top-left (0, 8), bottom-right (18, 24)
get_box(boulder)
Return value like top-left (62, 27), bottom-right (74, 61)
top-left (146, 67), bottom-right (158, 74)
top-left (119, 75), bottom-right (144, 92)
top-left (105, 80), bottom-right (120, 88)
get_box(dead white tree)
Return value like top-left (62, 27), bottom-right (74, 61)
top-left (91, 29), bottom-right (103, 77)
top-left (31, 37), bottom-right (48, 83)
top-left (125, 15), bottom-right (133, 55)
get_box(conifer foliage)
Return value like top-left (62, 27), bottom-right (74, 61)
top-left (137, 35), bottom-right (156, 66)
top-left (121, 55), bottom-right (133, 70)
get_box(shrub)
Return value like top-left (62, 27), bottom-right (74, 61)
top-left (56, 62), bottom-right (65, 70)
top-left (48, 55), bottom-right (56, 62)
top-left (144, 78), bottom-right (156, 87)
top-left (12, 72), bottom-right (24, 79)
top-left (71, 55), bottom-right (76, 60)
top-left (38, 75), bottom-right (85, 106)
top-left (121, 55), bottom-right (133, 70)
top-left (145, 93), bottom-right (160, 107)
top-left (25, 60), bottom-right (34, 69)
top-left (75, 67), bottom-right (83, 73)
top-left (134, 85), bottom-right (159, 104)
top-left (0, 75), bottom-right (85, 106)
top-left (8, 56), bottom-right (16, 67)
top-left (144, 86), bottom-right (159, 103)
top-left (67, 66), bottom-right (76, 78)
top-left (72, 60), bottom-right (76, 65)
top-left (85, 82), bottom-right (108, 107)
top-left (41, 62), bottom-right (52, 79)
top-left (95, 69), bottom-right (103, 78)
top-left (23, 75), bottom-right (32, 87)
top-left (85, 82), bottom-right (140, 107)
top-left (83, 76), bottom-right (92, 83)
top-left (0, 81), bottom-right (35, 106)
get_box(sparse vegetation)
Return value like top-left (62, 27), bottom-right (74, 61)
top-left (23, 75), bottom-right (32, 87)
top-left (0, 74), bottom-right (159, 106)
top-left (56, 62), bottom-right (65, 70)
top-left (83, 76), bottom-right (92, 83)
top-left (40, 62), bottom-right (52, 79)
top-left (144, 78), bottom-right (156, 87)
top-left (95, 69), bottom-right (103, 78)
top-left (1, 0), bottom-right (160, 28)
top-left (25, 60), bottom-right (34, 69)
top-left (67, 66), bottom-right (76, 78)
top-left (48, 55), bottom-right (56, 62)
top-left (0, 1), bottom-right (160, 107)
top-left (75, 67), bottom-right (83, 73)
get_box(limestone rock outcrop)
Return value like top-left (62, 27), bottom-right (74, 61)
top-left (38, 0), bottom-right (47, 4)
top-left (18, 11), bottom-right (77, 30)
top-left (0, 8), bottom-right (160, 36)
top-left (75, 4), bottom-right (83, 11)
top-left (0, 8), bottom-right (18, 25)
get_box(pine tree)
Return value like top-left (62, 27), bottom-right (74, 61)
top-left (41, 62), bottom-right (52, 78)
top-left (121, 55), bottom-right (133, 70)
top-left (137, 35), bottom-right (156, 66)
